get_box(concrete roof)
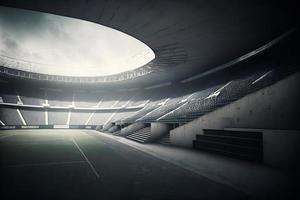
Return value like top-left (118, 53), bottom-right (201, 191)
top-left (0, 0), bottom-right (297, 87)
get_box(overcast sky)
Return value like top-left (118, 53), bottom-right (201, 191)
top-left (0, 6), bottom-right (155, 76)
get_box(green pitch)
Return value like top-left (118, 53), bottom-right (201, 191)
top-left (0, 129), bottom-right (246, 200)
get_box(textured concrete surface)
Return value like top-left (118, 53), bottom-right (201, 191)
top-left (96, 131), bottom-right (297, 199)
top-left (170, 71), bottom-right (300, 147)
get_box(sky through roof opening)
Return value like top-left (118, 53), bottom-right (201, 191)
top-left (0, 6), bottom-right (155, 77)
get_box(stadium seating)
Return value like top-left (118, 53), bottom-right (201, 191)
top-left (0, 107), bottom-right (23, 125)
top-left (0, 68), bottom-right (295, 128)
top-left (126, 126), bottom-right (152, 143)
top-left (87, 111), bottom-right (115, 125)
top-left (48, 110), bottom-right (68, 125)
top-left (137, 95), bottom-right (188, 122)
top-left (19, 89), bottom-right (45, 105)
top-left (20, 108), bottom-right (44, 125)
top-left (1, 94), bottom-right (19, 104)
top-left (46, 90), bottom-right (73, 106)
top-left (122, 99), bottom-right (165, 123)
top-left (157, 70), bottom-right (284, 123)
top-left (73, 92), bottom-right (100, 107)
top-left (70, 111), bottom-right (92, 125)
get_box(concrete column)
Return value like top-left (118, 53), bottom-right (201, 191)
top-left (151, 123), bottom-right (171, 141)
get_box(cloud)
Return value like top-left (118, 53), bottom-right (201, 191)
top-left (0, 6), bottom-right (155, 76)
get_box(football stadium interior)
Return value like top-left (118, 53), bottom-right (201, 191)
top-left (0, 0), bottom-right (299, 199)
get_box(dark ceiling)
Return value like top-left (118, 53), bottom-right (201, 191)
top-left (0, 0), bottom-right (298, 88)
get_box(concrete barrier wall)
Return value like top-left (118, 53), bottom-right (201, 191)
top-left (0, 125), bottom-right (96, 130)
top-left (263, 129), bottom-right (300, 169)
top-left (225, 128), bottom-right (300, 169)
top-left (170, 71), bottom-right (300, 148)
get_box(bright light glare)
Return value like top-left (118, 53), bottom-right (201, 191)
top-left (0, 6), bottom-right (155, 77)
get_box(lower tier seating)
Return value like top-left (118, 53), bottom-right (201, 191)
top-left (0, 107), bottom-right (22, 125)
top-left (126, 127), bottom-right (151, 143)
top-left (48, 110), bottom-right (68, 125)
top-left (20, 108), bottom-right (44, 125)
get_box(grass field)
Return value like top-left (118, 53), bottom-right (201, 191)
top-left (0, 129), bottom-right (249, 200)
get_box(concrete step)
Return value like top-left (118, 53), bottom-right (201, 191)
top-left (203, 129), bottom-right (262, 139)
top-left (193, 140), bottom-right (263, 162)
top-left (196, 134), bottom-right (262, 147)
top-left (126, 136), bottom-right (147, 143)
top-left (126, 127), bottom-right (152, 143)
top-left (193, 143), bottom-right (263, 162)
top-left (126, 135), bottom-right (151, 143)
top-left (129, 132), bottom-right (151, 137)
top-left (127, 134), bottom-right (151, 140)
top-left (193, 140), bottom-right (262, 154)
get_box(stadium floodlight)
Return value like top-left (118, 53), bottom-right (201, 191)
top-left (0, 6), bottom-right (155, 77)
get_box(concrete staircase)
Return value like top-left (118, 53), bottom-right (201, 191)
top-left (126, 127), bottom-right (151, 143)
top-left (193, 129), bottom-right (263, 162)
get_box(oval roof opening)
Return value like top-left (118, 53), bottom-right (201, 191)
top-left (0, 6), bottom-right (155, 77)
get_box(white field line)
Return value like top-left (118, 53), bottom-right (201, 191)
top-left (71, 136), bottom-right (100, 179)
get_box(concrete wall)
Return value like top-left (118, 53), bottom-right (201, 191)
top-left (119, 122), bottom-right (146, 136)
top-left (263, 129), bottom-right (300, 169)
top-left (170, 71), bottom-right (300, 148)
top-left (150, 123), bottom-right (170, 141)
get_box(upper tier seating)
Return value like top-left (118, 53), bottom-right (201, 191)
top-left (46, 90), bottom-right (72, 106)
top-left (1, 94), bottom-right (19, 104)
top-left (19, 89), bottom-right (45, 105)
top-left (73, 92), bottom-right (100, 107)
top-left (98, 93), bottom-right (123, 108)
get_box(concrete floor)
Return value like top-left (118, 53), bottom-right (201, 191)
top-left (0, 129), bottom-right (249, 200)
top-left (95, 131), bottom-right (297, 199)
